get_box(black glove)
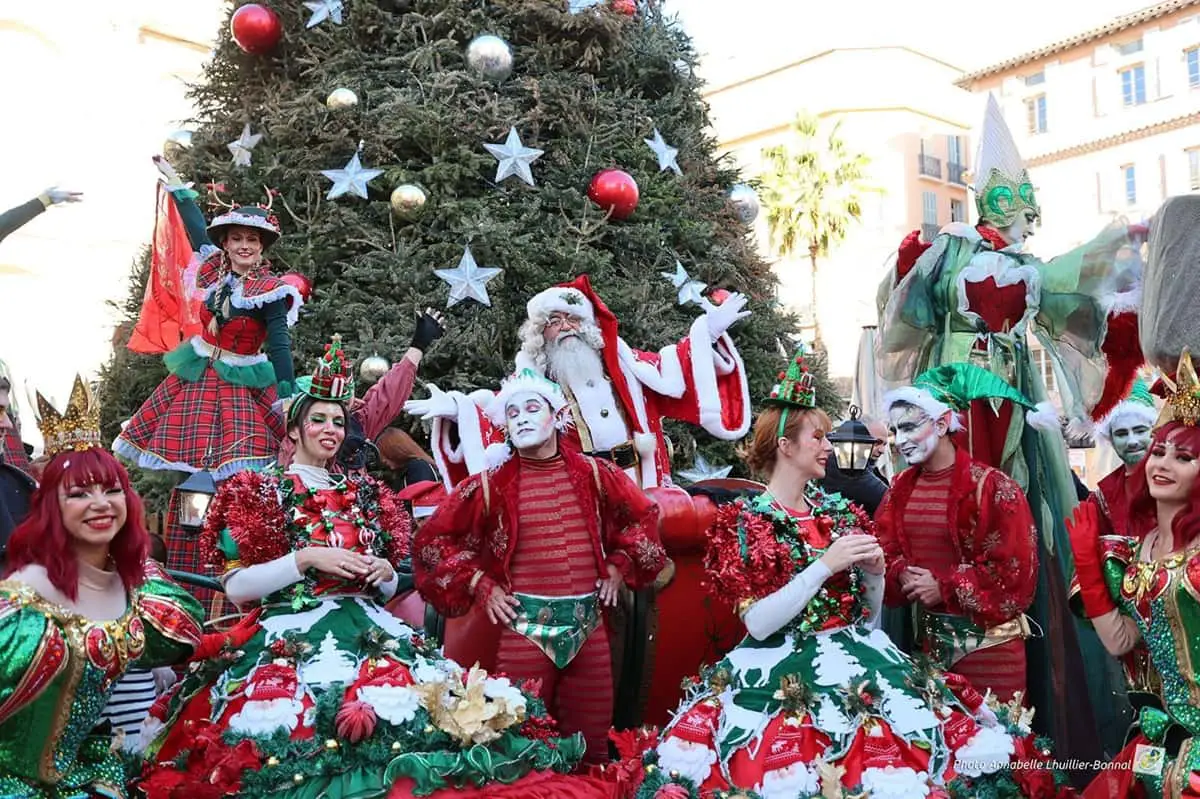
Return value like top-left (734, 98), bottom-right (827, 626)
top-left (410, 312), bottom-right (445, 353)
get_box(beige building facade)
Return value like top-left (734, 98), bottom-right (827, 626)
top-left (702, 47), bottom-right (976, 381)
top-left (0, 0), bottom-right (223, 425)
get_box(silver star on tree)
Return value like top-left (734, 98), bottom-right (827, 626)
top-left (227, 124), bottom-right (262, 169)
top-left (435, 246), bottom-right (503, 307)
top-left (321, 150), bottom-right (385, 200)
top-left (660, 260), bottom-right (707, 306)
top-left (304, 0), bottom-right (344, 27)
top-left (679, 454), bottom-right (733, 484)
top-left (644, 128), bottom-right (681, 175)
top-left (483, 127), bottom-right (544, 187)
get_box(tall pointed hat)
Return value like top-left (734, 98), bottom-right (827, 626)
top-left (289, 335), bottom-right (355, 422)
top-left (973, 94), bottom-right (1040, 229)
top-left (764, 343), bottom-right (818, 437)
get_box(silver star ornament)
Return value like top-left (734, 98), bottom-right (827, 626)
top-left (304, 0), bottom-right (344, 28)
top-left (435, 246), bottom-right (503, 307)
top-left (321, 151), bottom-right (385, 200)
top-left (644, 128), bottom-right (681, 175)
top-left (227, 124), bottom-right (262, 169)
top-left (661, 260), bottom-right (707, 306)
top-left (679, 454), bottom-right (733, 484)
top-left (483, 127), bottom-right (544, 187)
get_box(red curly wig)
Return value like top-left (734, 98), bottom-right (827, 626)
top-left (1127, 421), bottom-right (1200, 550)
top-left (4, 447), bottom-right (149, 601)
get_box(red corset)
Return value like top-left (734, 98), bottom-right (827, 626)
top-left (963, 276), bottom-right (1030, 335)
top-left (200, 308), bottom-right (267, 356)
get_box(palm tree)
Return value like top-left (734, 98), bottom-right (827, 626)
top-left (760, 113), bottom-right (871, 350)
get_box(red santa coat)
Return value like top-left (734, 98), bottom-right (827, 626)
top-left (874, 447), bottom-right (1039, 629)
top-left (427, 276), bottom-right (750, 489)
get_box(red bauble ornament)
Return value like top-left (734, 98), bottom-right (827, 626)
top-left (610, 0), bottom-right (637, 14)
top-left (710, 288), bottom-right (732, 305)
top-left (230, 4), bottom-right (282, 55)
top-left (280, 272), bottom-right (313, 303)
top-left (588, 169), bottom-right (639, 220)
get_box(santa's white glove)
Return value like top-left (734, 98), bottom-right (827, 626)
top-left (404, 384), bottom-right (458, 421)
top-left (151, 155), bottom-right (185, 189)
top-left (701, 292), bottom-right (751, 341)
top-left (41, 186), bottom-right (83, 205)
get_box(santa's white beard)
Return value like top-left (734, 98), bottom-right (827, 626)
top-left (656, 737), bottom-right (717, 785)
top-left (228, 697), bottom-right (305, 736)
top-left (758, 764), bottom-right (819, 799)
top-left (358, 684), bottom-right (422, 725)
top-left (546, 336), bottom-right (606, 390)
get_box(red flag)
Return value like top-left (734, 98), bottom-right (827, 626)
top-left (128, 184), bottom-right (204, 354)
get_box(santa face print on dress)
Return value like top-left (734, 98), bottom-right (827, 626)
top-left (888, 403), bottom-right (947, 466)
top-left (504, 391), bottom-right (556, 452)
top-left (1110, 416), bottom-right (1152, 469)
top-left (290, 400), bottom-right (347, 466)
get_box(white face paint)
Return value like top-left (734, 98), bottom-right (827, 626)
top-left (504, 391), bottom-right (555, 451)
top-left (998, 209), bottom-right (1038, 249)
top-left (888, 404), bottom-right (945, 466)
top-left (1109, 417), bottom-right (1152, 468)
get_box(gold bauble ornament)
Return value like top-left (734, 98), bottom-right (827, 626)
top-left (326, 87), bottom-right (359, 110)
top-left (324, 738), bottom-right (339, 750)
top-left (266, 756), bottom-right (280, 767)
top-left (644, 764), bottom-right (657, 774)
top-left (424, 724), bottom-right (434, 734)
top-left (293, 773), bottom-right (305, 784)
top-left (391, 741), bottom-right (402, 751)
top-left (359, 354), bottom-right (390, 384)
top-left (389, 183), bottom-right (427, 221)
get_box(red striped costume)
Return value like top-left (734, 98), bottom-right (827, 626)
top-left (414, 446), bottom-right (666, 765)
top-left (875, 446), bottom-right (1038, 702)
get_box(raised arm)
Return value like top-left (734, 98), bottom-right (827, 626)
top-left (0, 187), bottom-right (81, 245)
top-left (153, 156), bottom-right (214, 253)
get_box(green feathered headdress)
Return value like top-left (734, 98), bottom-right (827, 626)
top-left (884, 363), bottom-right (1058, 432)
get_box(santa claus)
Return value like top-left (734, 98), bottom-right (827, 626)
top-left (227, 662), bottom-right (310, 737)
top-left (405, 275), bottom-right (751, 489)
top-left (756, 720), bottom-right (821, 799)
top-left (656, 700), bottom-right (721, 785)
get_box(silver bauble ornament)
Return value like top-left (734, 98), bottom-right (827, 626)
top-left (326, 87), bottom-right (359, 110)
top-left (390, 184), bottom-right (427, 220)
top-left (466, 34), bottom-right (513, 81)
top-left (728, 183), bottom-right (760, 224)
top-left (163, 129), bottom-right (194, 159)
top-left (673, 58), bottom-right (691, 78)
top-left (360, 354), bottom-right (390, 383)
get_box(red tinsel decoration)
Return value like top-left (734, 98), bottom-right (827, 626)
top-left (701, 504), bottom-right (795, 608)
top-left (200, 471), bottom-right (289, 569)
top-left (377, 484), bottom-right (413, 562)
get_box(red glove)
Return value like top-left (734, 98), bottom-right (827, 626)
top-left (1067, 500), bottom-right (1117, 618)
top-left (896, 229), bottom-right (932, 280)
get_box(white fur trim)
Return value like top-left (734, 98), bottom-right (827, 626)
top-left (188, 336), bottom-right (269, 367)
top-left (883, 387), bottom-right (964, 433)
top-left (526, 287), bottom-right (594, 324)
top-left (681, 316), bottom-right (751, 439)
top-left (484, 442), bottom-right (513, 470)
top-left (483, 373), bottom-right (567, 426)
top-left (956, 251), bottom-right (1040, 339)
top-left (1025, 401), bottom-right (1060, 432)
top-left (1099, 285), bottom-right (1141, 315)
top-left (429, 390), bottom-right (496, 488)
top-left (201, 273), bottom-right (305, 327)
top-left (939, 221), bottom-right (980, 241)
top-left (1099, 400), bottom-right (1158, 441)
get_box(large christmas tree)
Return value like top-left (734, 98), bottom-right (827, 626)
top-left (103, 0), bottom-right (843, 491)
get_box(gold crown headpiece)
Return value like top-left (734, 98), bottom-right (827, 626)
top-left (35, 376), bottom-right (102, 457)
top-left (1156, 349), bottom-right (1200, 428)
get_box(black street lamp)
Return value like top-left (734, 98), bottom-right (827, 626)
top-left (176, 470), bottom-right (217, 531)
top-left (828, 405), bottom-right (881, 475)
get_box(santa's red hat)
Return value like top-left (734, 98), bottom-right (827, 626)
top-left (764, 720), bottom-right (811, 772)
top-left (518, 275), bottom-right (645, 436)
top-left (246, 663), bottom-right (300, 702)
top-left (357, 659), bottom-right (414, 690)
top-left (670, 701), bottom-right (719, 745)
top-left (397, 480), bottom-right (447, 519)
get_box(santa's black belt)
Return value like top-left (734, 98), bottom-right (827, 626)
top-left (587, 442), bottom-right (639, 469)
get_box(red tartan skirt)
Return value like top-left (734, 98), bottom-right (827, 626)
top-left (114, 365), bottom-right (283, 479)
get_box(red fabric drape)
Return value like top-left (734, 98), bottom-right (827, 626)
top-left (387, 771), bottom-right (618, 799)
top-left (128, 183), bottom-right (203, 354)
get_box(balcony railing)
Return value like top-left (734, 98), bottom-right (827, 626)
top-left (918, 154), bottom-right (942, 179)
top-left (921, 223), bottom-right (940, 242)
top-left (947, 162), bottom-right (966, 185)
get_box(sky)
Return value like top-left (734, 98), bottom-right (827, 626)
top-left (667, 0), bottom-right (1159, 87)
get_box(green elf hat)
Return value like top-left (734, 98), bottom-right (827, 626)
top-left (1099, 378), bottom-right (1157, 440)
top-left (290, 334), bottom-right (355, 422)
top-left (884, 363), bottom-right (1058, 432)
top-left (764, 344), bottom-right (818, 438)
